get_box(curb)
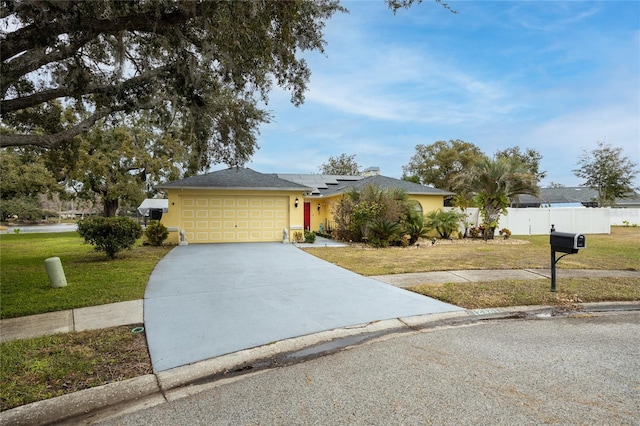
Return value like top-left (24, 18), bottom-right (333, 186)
top-left (4, 302), bottom-right (639, 425)
top-left (0, 375), bottom-right (159, 426)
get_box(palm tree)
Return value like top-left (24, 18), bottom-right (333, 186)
top-left (456, 157), bottom-right (539, 239)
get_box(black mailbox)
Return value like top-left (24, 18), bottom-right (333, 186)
top-left (550, 232), bottom-right (586, 254)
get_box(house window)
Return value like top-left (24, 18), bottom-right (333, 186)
top-left (410, 200), bottom-right (423, 215)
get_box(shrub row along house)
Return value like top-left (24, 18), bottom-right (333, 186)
top-left (156, 167), bottom-right (453, 244)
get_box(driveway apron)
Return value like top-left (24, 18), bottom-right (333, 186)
top-left (144, 243), bottom-right (462, 372)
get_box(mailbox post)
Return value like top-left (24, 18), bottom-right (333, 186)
top-left (549, 225), bottom-right (586, 292)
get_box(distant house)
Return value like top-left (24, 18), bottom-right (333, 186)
top-left (59, 210), bottom-right (96, 219)
top-left (155, 167), bottom-right (452, 244)
top-left (515, 187), bottom-right (640, 208)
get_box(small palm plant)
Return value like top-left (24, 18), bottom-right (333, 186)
top-left (424, 209), bottom-right (465, 239)
top-left (367, 219), bottom-right (402, 248)
top-left (403, 214), bottom-right (429, 245)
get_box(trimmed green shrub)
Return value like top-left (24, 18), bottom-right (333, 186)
top-left (304, 230), bottom-right (316, 243)
top-left (77, 216), bottom-right (142, 258)
top-left (144, 220), bottom-right (169, 246)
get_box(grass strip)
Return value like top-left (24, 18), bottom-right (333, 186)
top-left (0, 326), bottom-right (152, 411)
top-left (409, 277), bottom-right (640, 309)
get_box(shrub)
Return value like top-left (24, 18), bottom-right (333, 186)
top-left (293, 231), bottom-right (304, 243)
top-left (468, 225), bottom-right (486, 239)
top-left (77, 216), bottom-right (142, 258)
top-left (144, 220), bottom-right (169, 246)
top-left (498, 228), bottom-right (512, 240)
top-left (0, 197), bottom-right (43, 222)
top-left (304, 230), bottom-right (316, 243)
top-left (403, 214), bottom-right (429, 245)
top-left (367, 219), bottom-right (402, 248)
top-left (424, 209), bottom-right (465, 239)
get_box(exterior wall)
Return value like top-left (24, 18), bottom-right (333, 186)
top-left (161, 188), bottom-right (306, 244)
top-left (302, 195), bottom-right (340, 233)
top-left (305, 193), bottom-right (446, 233)
top-left (410, 194), bottom-right (445, 215)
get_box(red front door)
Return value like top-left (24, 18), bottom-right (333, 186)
top-left (304, 202), bottom-right (311, 230)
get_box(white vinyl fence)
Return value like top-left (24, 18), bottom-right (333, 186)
top-left (609, 208), bottom-right (640, 226)
top-left (446, 207), bottom-right (611, 235)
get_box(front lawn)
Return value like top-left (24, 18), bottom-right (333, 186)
top-left (0, 232), bottom-right (172, 319)
top-left (304, 227), bottom-right (640, 275)
top-left (410, 277), bottom-right (640, 309)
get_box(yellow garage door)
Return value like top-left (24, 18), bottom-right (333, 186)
top-left (180, 195), bottom-right (288, 243)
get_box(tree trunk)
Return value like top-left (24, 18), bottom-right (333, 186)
top-left (482, 207), bottom-right (501, 240)
top-left (103, 199), bottom-right (119, 217)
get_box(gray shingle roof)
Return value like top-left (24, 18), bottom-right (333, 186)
top-left (156, 167), bottom-right (310, 191)
top-left (517, 187), bottom-right (640, 206)
top-left (333, 175), bottom-right (454, 196)
top-left (275, 173), bottom-right (454, 197)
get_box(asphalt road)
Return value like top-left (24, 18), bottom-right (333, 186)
top-left (0, 223), bottom-right (77, 234)
top-left (92, 311), bottom-right (640, 425)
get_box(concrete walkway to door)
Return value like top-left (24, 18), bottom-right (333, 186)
top-left (144, 243), bottom-right (463, 372)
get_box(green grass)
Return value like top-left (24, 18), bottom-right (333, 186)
top-left (0, 232), bottom-right (172, 319)
top-left (0, 326), bottom-right (152, 411)
top-left (409, 277), bottom-right (640, 309)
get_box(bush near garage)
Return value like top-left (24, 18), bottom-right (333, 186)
top-left (144, 220), bottom-right (169, 246)
top-left (304, 230), bottom-right (316, 243)
top-left (77, 216), bottom-right (142, 259)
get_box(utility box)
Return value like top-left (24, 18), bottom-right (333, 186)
top-left (550, 232), bottom-right (586, 254)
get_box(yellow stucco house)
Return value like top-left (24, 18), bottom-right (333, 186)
top-left (156, 167), bottom-right (453, 244)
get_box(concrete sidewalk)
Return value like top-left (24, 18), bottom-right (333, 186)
top-left (2, 268), bottom-right (638, 343)
top-left (0, 300), bottom-right (143, 343)
top-left (372, 268), bottom-right (640, 287)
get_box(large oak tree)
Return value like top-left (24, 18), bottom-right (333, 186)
top-left (402, 139), bottom-right (484, 191)
top-left (1, 0), bottom-right (345, 170)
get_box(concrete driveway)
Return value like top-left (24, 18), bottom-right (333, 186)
top-left (144, 243), bottom-right (462, 372)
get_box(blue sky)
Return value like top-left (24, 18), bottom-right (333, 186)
top-left (244, 1), bottom-right (639, 188)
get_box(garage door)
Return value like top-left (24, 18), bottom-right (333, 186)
top-left (180, 195), bottom-right (288, 243)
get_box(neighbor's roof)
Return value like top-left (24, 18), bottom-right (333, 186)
top-left (518, 187), bottom-right (640, 206)
top-left (156, 167), bottom-right (310, 191)
top-left (275, 173), bottom-right (454, 197)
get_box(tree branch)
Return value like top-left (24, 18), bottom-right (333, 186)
top-left (1, 34), bottom-right (94, 95)
top-left (0, 108), bottom-right (112, 148)
top-left (1, 65), bottom-right (170, 113)
top-left (2, 4), bottom-right (205, 61)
